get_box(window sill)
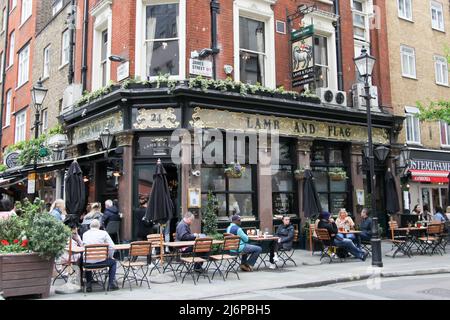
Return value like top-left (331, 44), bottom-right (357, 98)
top-left (398, 16), bottom-right (414, 23)
top-left (2, 124), bottom-right (10, 130)
top-left (436, 82), bottom-right (449, 88)
top-left (406, 142), bottom-right (422, 147)
top-left (402, 75), bottom-right (418, 81)
top-left (5, 64), bottom-right (13, 72)
top-left (58, 63), bottom-right (69, 70)
top-left (441, 145), bottom-right (450, 150)
top-left (15, 80), bottom-right (29, 91)
top-left (432, 27), bottom-right (445, 33)
top-left (18, 15), bottom-right (32, 30)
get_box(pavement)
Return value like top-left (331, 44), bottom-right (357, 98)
top-left (46, 241), bottom-right (450, 300)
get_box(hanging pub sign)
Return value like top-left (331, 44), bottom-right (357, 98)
top-left (4, 151), bottom-right (20, 169)
top-left (291, 25), bottom-right (315, 87)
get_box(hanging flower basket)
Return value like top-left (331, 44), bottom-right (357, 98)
top-left (224, 162), bottom-right (246, 179)
top-left (328, 168), bottom-right (348, 181)
top-left (294, 169), bottom-right (305, 180)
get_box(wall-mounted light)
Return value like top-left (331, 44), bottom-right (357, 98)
top-left (83, 176), bottom-right (90, 183)
top-left (108, 55), bottom-right (128, 63)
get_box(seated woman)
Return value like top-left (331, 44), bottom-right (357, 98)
top-left (59, 226), bottom-right (83, 265)
top-left (80, 203), bottom-right (104, 236)
top-left (335, 209), bottom-right (356, 242)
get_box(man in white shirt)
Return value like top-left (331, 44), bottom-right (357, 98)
top-left (82, 219), bottom-right (119, 291)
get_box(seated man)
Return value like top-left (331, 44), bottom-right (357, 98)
top-left (270, 216), bottom-right (295, 269)
top-left (359, 208), bottom-right (372, 242)
top-left (82, 219), bottom-right (119, 292)
top-left (226, 215), bottom-right (262, 272)
top-left (176, 212), bottom-right (203, 271)
top-left (318, 211), bottom-right (368, 261)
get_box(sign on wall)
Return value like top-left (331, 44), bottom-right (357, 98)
top-left (117, 61), bottom-right (130, 82)
top-left (189, 59), bottom-right (213, 77)
top-left (292, 25), bottom-right (315, 87)
top-left (133, 108), bottom-right (181, 130)
top-left (72, 112), bottom-right (123, 145)
top-left (4, 151), bottom-right (20, 168)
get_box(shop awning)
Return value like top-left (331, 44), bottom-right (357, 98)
top-left (409, 170), bottom-right (450, 183)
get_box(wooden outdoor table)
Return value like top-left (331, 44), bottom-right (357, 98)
top-left (247, 236), bottom-right (280, 270)
top-left (163, 240), bottom-right (224, 247)
top-left (338, 230), bottom-right (362, 234)
top-left (68, 243), bottom-right (131, 254)
top-left (396, 227), bottom-right (427, 232)
top-left (248, 235), bottom-right (280, 241)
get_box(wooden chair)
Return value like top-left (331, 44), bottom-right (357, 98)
top-left (277, 228), bottom-right (299, 268)
top-left (388, 221), bottom-right (411, 258)
top-left (82, 244), bottom-right (110, 293)
top-left (120, 241), bottom-right (152, 290)
top-left (209, 235), bottom-right (241, 281)
top-left (316, 228), bottom-right (343, 264)
top-left (418, 223), bottom-right (443, 255)
top-left (53, 259), bottom-right (76, 285)
top-left (179, 238), bottom-right (213, 285)
top-left (438, 222), bottom-right (448, 253)
top-left (308, 223), bottom-right (322, 255)
top-left (146, 234), bottom-right (167, 276)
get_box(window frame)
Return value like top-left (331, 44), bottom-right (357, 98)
top-left (10, 0), bottom-right (17, 13)
top-left (52, 0), bottom-right (63, 16)
top-left (61, 29), bottom-right (70, 67)
top-left (352, 0), bottom-right (371, 43)
top-left (441, 121), bottom-right (450, 147)
top-left (17, 43), bottom-right (30, 88)
top-left (397, 0), bottom-right (413, 21)
top-left (0, 51), bottom-right (3, 83)
top-left (400, 45), bottom-right (416, 79)
top-left (43, 45), bottom-right (50, 79)
top-left (430, 1), bottom-right (445, 32)
top-left (8, 31), bottom-right (14, 67)
top-left (4, 89), bottom-right (12, 127)
top-left (2, 8), bottom-right (6, 32)
top-left (434, 55), bottom-right (449, 86)
top-left (20, 0), bottom-right (32, 25)
top-left (41, 108), bottom-right (48, 132)
top-left (405, 107), bottom-right (421, 145)
top-left (135, 0), bottom-right (186, 81)
top-left (14, 108), bottom-right (26, 143)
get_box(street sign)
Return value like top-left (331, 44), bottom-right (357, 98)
top-left (189, 59), bottom-right (213, 77)
top-left (291, 25), bottom-right (314, 40)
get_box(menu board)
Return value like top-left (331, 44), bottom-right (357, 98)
top-left (330, 194), bottom-right (347, 214)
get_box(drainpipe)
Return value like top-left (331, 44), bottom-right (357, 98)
top-left (0, 0), bottom-right (11, 150)
top-left (334, 0), bottom-right (344, 91)
top-left (81, 0), bottom-right (89, 91)
top-left (210, 0), bottom-right (220, 80)
top-left (68, 0), bottom-right (76, 84)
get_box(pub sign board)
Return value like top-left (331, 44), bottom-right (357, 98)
top-left (292, 25), bottom-right (315, 87)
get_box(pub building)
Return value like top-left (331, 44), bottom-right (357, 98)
top-left (60, 84), bottom-right (403, 241)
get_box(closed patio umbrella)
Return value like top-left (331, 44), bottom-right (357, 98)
top-left (143, 159), bottom-right (173, 262)
top-left (65, 160), bottom-right (86, 223)
top-left (303, 169), bottom-right (322, 218)
top-left (385, 169), bottom-right (400, 214)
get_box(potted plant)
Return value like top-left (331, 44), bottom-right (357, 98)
top-left (224, 162), bottom-right (246, 178)
top-left (328, 167), bottom-right (348, 181)
top-left (294, 167), bottom-right (306, 180)
top-left (0, 198), bottom-right (70, 299)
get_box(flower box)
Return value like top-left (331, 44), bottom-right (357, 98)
top-left (0, 253), bottom-right (54, 299)
top-left (225, 171), bottom-right (243, 179)
top-left (329, 173), bottom-right (347, 181)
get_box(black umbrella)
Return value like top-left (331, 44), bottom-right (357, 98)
top-left (303, 169), bottom-right (322, 218)
top-left (385, 169), bottom-right (400, 214)
top-left (64, 160), bottom-right (86, 222)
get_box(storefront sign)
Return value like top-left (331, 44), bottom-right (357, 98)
top-left (190, 107), bottom-right (390, 144)
top-left (189, 59), bottom-right (213, 77)
top-left (292, 25), bottom-right (314, 87)
top-left (408, 159), bottom-right (450, 171)
top-left (27, 173), bottom-right (36, 194)
top-left (72, 112), bottom-right (123, 145)
top-left (4, 151), bottom-right (20, 168)
top-left (133, 108), bottom-right (181, 130)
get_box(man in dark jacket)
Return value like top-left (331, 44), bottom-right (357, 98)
top-left (103, 199), bottom-right (121, 228)
top-left (318, 211), bottom-right (368, 261)
top-left (269, 216), bottom-right (295, 269)
top-left (175, 212), bottom-right (202, 271)
top-left (359, 208), bottom-right (372, 242)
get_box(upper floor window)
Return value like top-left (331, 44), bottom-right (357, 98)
top-left (435, 55), bottom-right (449, 86)
top-left (400, 45), bottom-right (416, 78)
top-left (2, 8), bottom-right (6, 32)
top-left (21, 0), bottom-right (32, 24)
top-left (5, 89), bottom-right (11, 127)
top-left (43, 45), bottom-right (50, 79)
top-left (398, 0), bottom-right (412, 21)
top-left (61, 29), bottom-right (70, 66)
top-left (0, 52), bottom-right (3, 83)
top-left (100, 30), bottom-right (108, 87)
top-left (52, 0), bottom-right (63, 16)
top-left (17, 43), bottom-right (29, 87)
top-left (8, 31), bottom-right (14, 67)
top-left (41, 108), bottom-right (48, 132)
top-left (441, 121), bottom-right (450, 147)
top-left (431, 1), bottom-right (444, 31)
top-left (239, 16), bottom-right (265, 85)
top-left (352, 0), bottom-right (370, 42)
top-left (405, 106), bottom-right (421, 144)
top-left (145, 3), bottom-right (179, 78)
top-left (313, 35), bottom-right (329, 89)
top-left (14, 108), bottom-right (26, 143)
top-left (10, 0), bottom-right (17, 12)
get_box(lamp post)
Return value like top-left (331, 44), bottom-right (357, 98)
top-left (30, 79), bottom-right (48, 199)
top-left (354, 47), bottom-right (383, 267)
top-left (99, 125), bottom-right (114, 157)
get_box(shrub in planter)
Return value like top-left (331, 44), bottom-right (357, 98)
top-left (328, 167), bottom-right (348, 181)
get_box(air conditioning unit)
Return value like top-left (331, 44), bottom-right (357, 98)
top-left (316, 88), bottom-right (347, 107)
top-left (351, 83), bottom-right (380, 111)
top-left (61, 83), bottom-right (83, 115)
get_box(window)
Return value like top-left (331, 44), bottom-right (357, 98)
top-left (14, 109), bottom-right (26, 143)
top-left (21, 0), bottom-right (32, 24)
top-left (398, 0), bottom-right (412, 20)
top-left (0, 52), bottom-right (3, 83)
top-left (239, 16), bottom-right (265, 85)
top-left (400, 45), bottom-right (416, 78)
top-left (405, 107), bottom-right (421, 144)
top-left (8, 31), bottom-right (14, 67)
top-left (311, 142), bottom-right (351, 215)
top-left (2, 8), bottom-right (6, 32)
top-left (61, 29), bottom-right (70, 66)
top-left (145, 3), bottom-right (179, 78)
top-left (101, 30), bottom-right (108, 87)
top-left (431, 1), bottom-right (444, 31)
top-left (352, 0), bottom-right (370, 41)
top-left (52, 0), bottom-right (63, 16)
top-left (41, 109), bottom-right (48, 132)
top-left (272, 140), bottom-right (297, 216)
top-left (313, 35), bottom-right (329, 89)
top-left (441, 121), bottom-right (450, 147)
top-left (17, 43), bottom-right (29, 87)
top-left (5, 89), bottom-right (11, 127)
top-left (11, 0), bottom-right (17, 11)
top-left (435, 55), bottom-right (449, 86)
top-left (43, 45), bottom-right (50, 78)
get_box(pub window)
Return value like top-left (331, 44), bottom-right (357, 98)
top-left (239, 16), bottom-right (266, 85)
top-left (201, 136), bottom-right (256, 222)
top-left (311, 142), bottom-right (350, 215)
top-left (272, 139), bottom-right (297, 217)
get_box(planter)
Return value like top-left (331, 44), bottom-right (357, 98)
top-left (0, 253), bottom-right (54, 299)
top-left (225, 171), bottom-right (243, 179)
top-left (329, 173), bottom-right (347, 181)
top-left (272, 92), bottom-right (284, 99)
top-left (297, 96), bottom-right (321, 104)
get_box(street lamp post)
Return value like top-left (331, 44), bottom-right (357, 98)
top-left (30, 79), bottom-right (48, 199)
top-left (354, 47), bottom-right (383, 268)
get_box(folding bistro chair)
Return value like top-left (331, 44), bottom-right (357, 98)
top-left (146, 234), bottom-right (165, 275)
top-left (388, 221), bottom-right (411, 258)
top-left (316, 228), bottom-right (344, 264)
top-left (82, 244), bottom-right (110, 294)
top-left (418, 223), bottom-right (442, 256)
top-left (308, 223), bottom-right (322, 255)
top-left (438, 222), bottom-right (448, 253)
top-left (120, 241), bottom-right (152, 290)
top-left (106, 221), bottom-right (122, 260)
top-left (53, 259), bottom-right (76, 285)
top-left (208, 235), bottom-right (241, 281)
top-left (179, 238), bottom-right (213, 285)
top-left (278, 228), bottom-right (299, 268)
